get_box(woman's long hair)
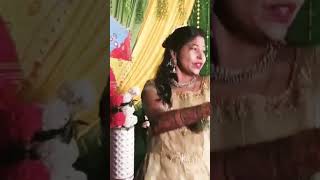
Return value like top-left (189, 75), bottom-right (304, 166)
top-left (154, 26), bottom-right (205, 107)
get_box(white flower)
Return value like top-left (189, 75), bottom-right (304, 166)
top-left (39, 138), bottom-right (87, 180)
top-left (51, 167), bottom-right (87, 180)
top-left (42, 99), bottom-right (70, 130)
top-left (57, 79), bottom-right (97, 112)
top-left (142, 121), bottom-right (150, 128)
top-left (121, 103), bottom-right (138, 128)
top-left (122, 87), bottom-right (140, 103)
top-left (122, 92), bottom-right (132, 104)
top-left (128, 87), bottom-right (140, 97)
top-left (38, 138), bottom-right (79, 172)
top-left (123, 115), bottom-right (138, 128)
top-left (121, 105), bottom-right (135, 115)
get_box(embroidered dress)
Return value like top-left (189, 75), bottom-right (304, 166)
top-left (136, 76), bottom-right (210, 180)
top-left (212, 47), bottom-right (320, 179)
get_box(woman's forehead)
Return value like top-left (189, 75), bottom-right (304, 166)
top-left (185, 36), bottom-right (205, 46)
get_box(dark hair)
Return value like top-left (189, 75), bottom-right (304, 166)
top-left (154, 26), bottom-right (205, 107)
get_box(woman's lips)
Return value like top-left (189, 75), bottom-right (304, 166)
top-left (193, 63), bottom-right (203, 69)
top-left (265, 3), bottom-right (297, 24)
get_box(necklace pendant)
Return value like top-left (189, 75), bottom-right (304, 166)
top-left (171, 76), bottom-right (197, 88)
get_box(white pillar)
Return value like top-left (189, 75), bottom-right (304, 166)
top-left (110, 127), bottom-right (135, 180)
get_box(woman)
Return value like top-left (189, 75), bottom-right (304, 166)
top-left (136, 26), bottom-right (211, 180)
top-left (211, 0), bottom-right (320, 179)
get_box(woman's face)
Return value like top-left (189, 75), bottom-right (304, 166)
top-left (220, 0), bottom-right (305, 42)
top-left (174, 36), bottom-right (206, 76)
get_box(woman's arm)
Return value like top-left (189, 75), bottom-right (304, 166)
top-left (148, 103), bottom-right (211, 136)
top-left (141, 81), bottom-right (211, 136)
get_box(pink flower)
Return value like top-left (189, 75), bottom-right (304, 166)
top-left (0, 17), bottom-right (49, 179)
top-left (0, 80), bottom-right (49, 180)
top-left (110, 95), bottom-right (125, 128)
top-left (110, 111), bottom-right (126, 128)
top-left (0, 95), bottom-right (42, 150)
top-left (109, 69), bottom-right (127, 128)
top-left (0, 160), bottom-right (49, 180)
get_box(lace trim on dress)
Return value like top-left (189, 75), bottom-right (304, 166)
top-left (212, 47), bottom-right (314, 123)
top-left (160, 151), bottom-right (202, 164)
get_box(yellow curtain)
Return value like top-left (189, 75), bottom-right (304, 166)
top-left (111, 0), bottom-right (195, 95)
top-left (0, 0), bottom-right (107, 138)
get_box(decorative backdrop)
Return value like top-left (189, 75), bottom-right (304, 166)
top-left (0, 0), bottom-right (107, 179)
top-left (110, 0), bottom-right (210, 95)
top-left (109, 0), bottom-right (211, 174)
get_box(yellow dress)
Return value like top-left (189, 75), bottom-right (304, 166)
top-left (212, 47), bottom-right (320, 151)
top-left (211, 47), bottom-right (320, 179)
top-left (137, 76), bottom-right (210, 180)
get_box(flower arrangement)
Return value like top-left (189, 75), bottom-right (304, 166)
top-left (0, 79), bottom-right (95, 180)
top-left (110, 87), bottom-right (140, 129)
top-left (35, 79), bottom-right (96, 180)
top-left (110, 87), bottom-right (140, 180)
top-left (0, 80), bottom-right (50, 180)
top-left (109, 69), bottom-right (141, 180)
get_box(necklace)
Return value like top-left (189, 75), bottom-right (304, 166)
top-left (171, 76), bottom-right (197, 88)
top-left (212, 42), bottom-right (282, 84)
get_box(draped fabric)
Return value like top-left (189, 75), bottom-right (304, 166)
top-left (0, 16), bottom-right (22, 85)
top-left (111, 0), bottom-right (195, 94)
top-left (0, 0), bottom-right (107, 138)
top-left (110, 0), bottom-right (148, 48)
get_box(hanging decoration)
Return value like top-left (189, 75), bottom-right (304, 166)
top-left (110, 16), bottom-right (132, 61)
top-left (188, 0), bottom-right (210, 76)
top-left (196, 0), bottom-right (201, 28)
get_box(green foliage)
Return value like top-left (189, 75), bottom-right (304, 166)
top-left (110, 0), bottom-right (148, 48)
